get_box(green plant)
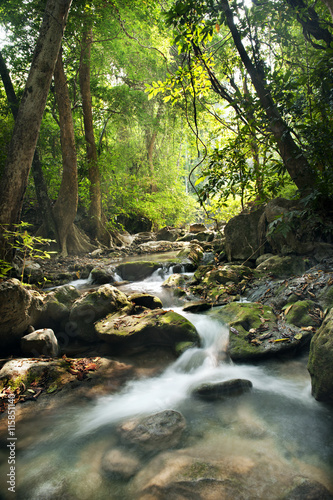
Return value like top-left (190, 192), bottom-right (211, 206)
top-left (1, 221), bottom-right (56, 282)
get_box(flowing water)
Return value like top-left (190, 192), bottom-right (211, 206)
top-left (1, 264), bottom-right (333, 499)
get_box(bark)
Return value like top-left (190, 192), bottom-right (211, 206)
top-left (79, 27), bottom-right (109, 244)
top-left (53, 47), bottom-right (79, 256)
top-left (220, 0), bottom-right (317, 193)
top-left (0, 0), bottom-right (72, 244)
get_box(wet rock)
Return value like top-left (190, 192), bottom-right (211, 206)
top-left (193, 379), bottom-right (253, 400)
top-left (115, 261), bottom-right (161, 281)
top-left (69, 285), bottom-right (131, 342)
top-left (282, 478), bottom-right (333, 499)
top-left (119, 410), bottom-right (186, 451)
top-left (308, 308), bottom-right (333, 405)
top-left (156, 227), bottom-right (185, 242)
top-left (284, 300), bottom-right (322, 328)
top-left (129, 293), bottom-right (163, 310)
top-left (182, 301), bottom-right (212, 313)
top-left (177, 243), bottom-right (204, 266)
top-left (190, 223), bottom-right (207, 233)
top-left (212, 302), bottom-right (312, 362)
top-left (101, 447), bottom-right (141, 480)
top-left (95, 309), bottom-right (200, 355)
top-left (35, 285), bottom-right (80, 331)
top-left (0, 278), bottom-right (43, 348)
top-left (256, 255), bottom-right (308, 278)
top-left (21, 328), bottom-right (59, 357)
top-left (90, 266), bottom-right (115, 285)
top-left (162, 273), bottom-right (191, 288)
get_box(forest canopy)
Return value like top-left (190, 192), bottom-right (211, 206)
top-left (0, 0), bottom-right (333, 255)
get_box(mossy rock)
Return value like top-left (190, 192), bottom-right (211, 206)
top-left (308, 308), bottom-right (333, 404)
top-left (202, 265), bottom-right (253, 286)
top-left (95, 309), bottom-right (200, 355)
top-left (284, 300), bottom-right (322, 328)
top-left (69, 285), bottom-right (131, 342)
top-left (211, 302), bottom-right (311, 361)
top-left (162, 274), bottom-right (190, 288)
top-left (115, 261), bottom-right (161, 281)
top-left (128, 293), bottom-right (163, 309)
top-left (52, 285), bottom-right (80, 305)
top-left (256, 255), bottom-right (307, 278)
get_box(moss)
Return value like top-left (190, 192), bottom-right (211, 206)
top-left (285, 300), bottom-right (320, 327)
top-left (181, 461), bottom-right (219, 480)
top-left (174, 341), bottom-right (196, 356)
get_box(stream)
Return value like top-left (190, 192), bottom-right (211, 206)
top-left (1, 261), bottom-right (333, 499)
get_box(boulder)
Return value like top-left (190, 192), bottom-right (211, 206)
top-left (69, 285), bottom-right (131, 342)
top-left (95, 309), bottom-right (200, 354)
top-left (35, 285), bottom-right (80, 331)
top-left (224, 207), bottom-right (265, 261)
top-left (308, 308), bottom-right (333, 404)
top-left (156, 227), bottom-right (184, 242)
top-left (256, 255), bottom-right (308, 278)
top-left (284, 300), bottom-right (322, 328)
top-left (115, 261), bottom-right (161, 281)
top-left (101, 448), bottom-right (141, 480)
top-left (177, 243), bottom-right (204, 266)
top-left (212, 302), bottom-right (312, 361)
top-left (0, 278), bottom-right (43, 348)
top-left (192, 379), bottom-right (253, 400)
top-left (21, 328), bottom-right (59, 357)
top-left (190, 223), bottom-right (207, 233)
top-left (128, 293), bottom-right (163, 310)
top-left (282, 478), bottom-right (333, 500)
top-left (90, 266), bottom-right (115, 285)
top-left (162, 274), bottom-right (191, 289)
top-left (119, 410), bottom-right (186, 451)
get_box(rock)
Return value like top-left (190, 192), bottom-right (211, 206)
top-left (193, 379), bottom-right (253, 400)
top-left (224, 207), bottom-right (265, 261)
top-left (35, 285), bottom-right (80, 331)
top-left (115, 261), bottom-right (161, 281)
top-left (90, 266), bottom-right (115, 285)
top-left (119, 410), bottom-right (186, 451)
top-left (156, 227), bottom-right (184, 242)
top-left (256, 255), bottom-right (308, 278)
top-left (132, 232), bottom-right (156, 245)
top-left (190, 223), bottom-right (207, 233)
top-left (162, 274), bottom-right (190, 288)
top-left (138, 241), bottom-right (185, 254)
top-left (177, 243), bottom-right (204, 265)
top-left (21, 328), bottom-right (59, 357)
top-left (95, 309), bottom-right (200, 355)
top-left (255, 253), bottom-right (275, 266)
top-left (282, 478), bottom-right (333, 499)
top-left (101, 448), bottom-right (141, 480)
top-left (284, 300), bottom-right (322, 328)
top-left (182, 301), bottom-right (212, 313)
top-left (212, 302), bottom-right (312, 361)
top-left (0, 358), bottom-right (66, 392)
top-left (0, 278), bottom-right (43, 348)
top-left (69, 285), bottom-right (131, 342)
top-left (129, 293), bottom-right (163, 309)
top-left (308, 308), bottom-right (333, 404)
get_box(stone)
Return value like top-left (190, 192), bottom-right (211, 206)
top-left (119, 410), bottom-right (186, 451)
top-left (21, 328), bottom-right (59, 357)
top-left (115, 261), bottom-right (161, 281)
top-left (162, 274), bottom-right (190, 288)
top-left (282, 478), bottom-right (333, 500)
top-left (182, 301), bottom-right (212, 313)
top-left (156, 227), bottom-right (184, 242)
top-left (90, 266), bottom-right (115, 285)
top-left (308, 308), bottom-right (333, 404)
top-left (256, 255), bottom-right (307, 278)
top-left (35, 285), bottom-right (80, 331)
top-left (190, 223), bottom-right (207, 233)
top-left (101, 448), bottom-right (141, 480)
top-left (224, 207), bottom-right (265, 261)
top-left (0, 278), bottom-right (43, 348)
top-left (192, 379), bottom-right (253, 400)
top-left (69, 285), bottom-right (131, 342)
top-left (284, 300), bottom-right (322, 328)
top-left (129, 293), bottom-right (163, 310)
top-left (95, 309), bottom-right (200, 355)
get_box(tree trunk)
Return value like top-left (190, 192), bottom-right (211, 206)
top-left (221, 0), bottom-right (317, 193)
top-left (79, 27), bottom-right (109, 244)
top-left (0, 0), bottom-right (72, 258)
top-left (52, 47), bottom-right (79, 256)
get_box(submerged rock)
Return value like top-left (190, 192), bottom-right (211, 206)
top-left (193, 379), bottom-right (253, 400)
top-left (119, 410), bottom-right (186, 451)
top-left (21, 328), bottom-right (59, 357)
top-left (101, 447), bottom-right (141, 480)
top-left (95, 309), bottom-right (200, 355)
top-left (308, 308), bottom-right (333, 405)
top-left (282, 478), bottom-right (333, 500)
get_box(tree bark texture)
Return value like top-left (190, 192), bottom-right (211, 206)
top-left (0, 0), bottom-right (72, 237)
top-left (221, 0), bottom-right (317, 193)
top-left (53, 47), bottom-right (79, 256)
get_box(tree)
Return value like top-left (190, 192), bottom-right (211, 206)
top-left (0, 0), bottom-right (72, 257)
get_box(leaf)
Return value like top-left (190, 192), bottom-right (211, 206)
top-left (294, 333), bottom-right (303, 340)
top-left (273, 338), bottom-right (289, 342)
top-left (284, 304), bottom-right (294, 315)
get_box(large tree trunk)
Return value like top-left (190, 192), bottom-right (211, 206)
top-left (220, 0), bottom-right (317, 193)
top-left (53, 47), bottom-right (79, 256)
top-left (79, 27), bottom-right (109, 245)
top-left (0, 0), bottom-right (72, 257)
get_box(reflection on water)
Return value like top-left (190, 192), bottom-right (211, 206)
top-left (1, 265), bottom-right (333, 499)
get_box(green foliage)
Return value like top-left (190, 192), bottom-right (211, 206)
top-left (1, 222), bottom-right (56, 282)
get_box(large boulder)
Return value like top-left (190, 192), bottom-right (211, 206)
top-left (119, 410), bottom-right (186, 452)
top-left (0, 278), bottom-right (43, 348)
top-left (69, 285), bottom-right (131, 342)
top-left (115, 261), bottom-right (161, 281)
top-left (308, 308), bottom-right (333, 405)
top-left (192, 379), bottom-right (253, 400)
top-left (224, 207), bottom-right (265, 261)
top-left (90, 266), bottom-right (115, 285)
top-left (212, 302), bottom-right (312, 361)
top-left (20, 328), bottom-right (60, 357)
top-left (95, 309), bottom-right (200, 354)
top-left (156, 227), bottom-right (185, 242)
top-left (35, 285), bottom-right (80, 331)
top-left (256, 255), bottom-right (308, 278)
top-left (128, 293), bottom-right (163, 310)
